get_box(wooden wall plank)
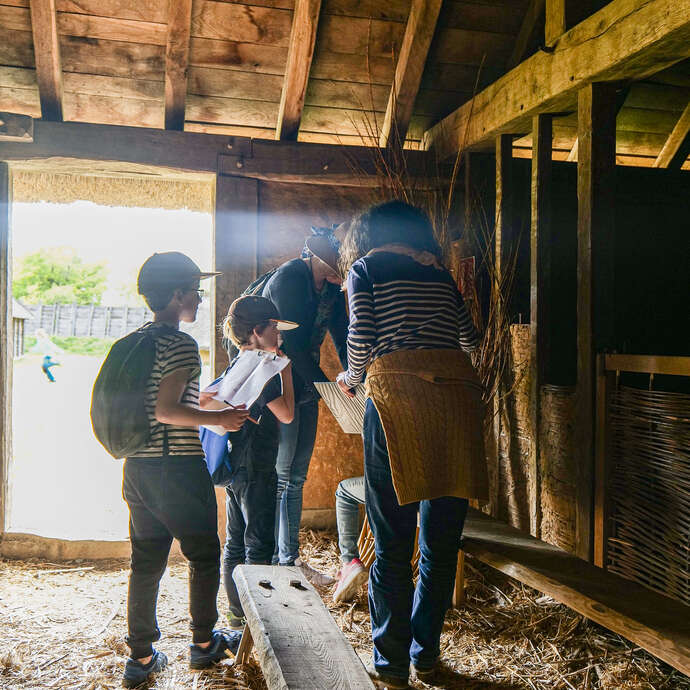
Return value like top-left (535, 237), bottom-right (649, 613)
top-left (56, 0), bottom-right (168, 23)
top-left (529, 114), bottom-right (552, 540)
top-left (0, 28), bottom-right (36, 68)
top-left (317, 15), bottom-right (404, 57)
top-left (508, 0), bottom-right (545, 69)
top-left (164, 0), bottom-right (193, 130)
top-left (188, 65), bottom-right (283, 101)
top-left (63, 92), bottom-right (164, 128)
top-left (379, 0), bottom-right (442, 147)
top-left (60, 36), bottom-right (165, 80)
top-left (57, 12), bottom-right (166, 44)
top-left (185, 94), bottom-right (278, 128)
top-left (321, 0), bottom-right (408, 22)
top-left (575, 82), bottom-right (616, 563)
top-left (191, 0), bottom-right (292, 45)
top-left (275, 0), bottom-right (322, 140)
top-left (653, 101), bottom-right (690, 168)
top-left (429, 27), bottom-right (513, 66)
top-left (214, 175), bottom-right (258, 374)
top-left (0, 162), bottom-right (11, 537)
top-left (423, 0), bottom-right (690, 160)
top-left (30, 0), bottom-right (64, 120)
top-left (189, 37), bottom-right (287, 75)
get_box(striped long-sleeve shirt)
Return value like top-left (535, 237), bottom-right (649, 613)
top-left (343, 251), bottom-right (480, 387)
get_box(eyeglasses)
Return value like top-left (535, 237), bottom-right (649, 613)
top-left (189, 288), bottom-right (205, 299)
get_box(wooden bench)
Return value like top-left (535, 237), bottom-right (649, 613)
top-left (233, 564), bottom-right (375, 689)
top-left (458, 508), bottom-right (690, 677)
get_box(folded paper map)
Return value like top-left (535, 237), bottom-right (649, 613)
top-left (314, 382), bottom-right (367, 434)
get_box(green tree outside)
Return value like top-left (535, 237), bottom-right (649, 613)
top-left (13, 248), bottom-right (108, 305)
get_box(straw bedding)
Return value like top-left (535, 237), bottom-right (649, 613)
top-left (1, 530), bottom-right (688, 689)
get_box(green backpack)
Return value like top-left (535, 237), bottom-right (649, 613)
top-left (90, 326), bottom-right (172, 459)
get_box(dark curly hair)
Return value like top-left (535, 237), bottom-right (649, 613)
top-left (339, 200), bottom-right (442, 274)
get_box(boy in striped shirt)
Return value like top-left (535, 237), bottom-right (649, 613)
top-left (121, 252), bottom-right (249, 688)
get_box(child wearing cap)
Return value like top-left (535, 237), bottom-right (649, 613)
top-left (120, 252), bottom-right (250, 688)
top-left (202, 295), bottom-right (295, 629)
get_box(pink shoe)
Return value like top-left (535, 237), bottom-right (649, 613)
top-left (333, 558), bottom-right (368, 603)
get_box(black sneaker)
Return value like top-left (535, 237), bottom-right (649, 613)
top-left (189, 629), bottom-right (242, 669)
top-left (122, 650), bottom-right (168, 688)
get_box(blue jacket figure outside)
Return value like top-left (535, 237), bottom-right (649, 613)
top-left (41, 355), bottom-right (60, 382)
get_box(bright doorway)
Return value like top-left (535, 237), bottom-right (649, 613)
top-left (7, 171), bottom-right (214, 541)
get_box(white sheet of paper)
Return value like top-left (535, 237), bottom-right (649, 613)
top-left (201, 349), bottom-right (290, 435)
top-left (314, 382), bottom-right (367, 434)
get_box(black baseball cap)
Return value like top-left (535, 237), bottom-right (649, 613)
top-left (137, 252), bottom-right (220, 295)
top-left (226, 295), bottom-right (298, 334)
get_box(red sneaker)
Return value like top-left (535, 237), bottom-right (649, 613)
top-left (333, 558), bottom-right (368, 603)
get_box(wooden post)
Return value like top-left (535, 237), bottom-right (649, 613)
top-left (214, 175), bottom-right (259, 376)
top-left (71, 302), bottom-right (78, 336)
top-left (594, 355), bottom-right (615, 568)
top-left (0, 162), bottom-right (11, 536)
top-left (529, 114), bottom-right (552, 540)
top-left (575, 82), bottom-right (616, 563)
top-left (492, 134), bottom-right (514, 516)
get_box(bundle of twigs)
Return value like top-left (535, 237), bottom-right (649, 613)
top-left (341, 60), bottom-right (522, 414)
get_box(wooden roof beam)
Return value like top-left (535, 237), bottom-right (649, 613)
top-left (29, 0), bottom-right (63, 121)
top-left (653, 101), bottom-right (690, 168)
top-left (164, 0), bottom-right (193, 131)
top-left (275, 0), bottom-right (321, 141)
top-left (423, 0), bottom-right (690, 161)
top-left (507, 0), bottom-right (546, 70)
top-left (379, 0), bottom-right (442, 149)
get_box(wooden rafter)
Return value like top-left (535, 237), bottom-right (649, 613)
top-left (275, 0), bottom-right (321, 141)
top-left (545, 0), bottom-right (566, 47)
top-left (507, 0), bottom-right (545, 70)
top-left (653, 101), bottom-right (690, 168)
top-left (29, 0), bottom-right (63, 121)
top-left (423, 0), bottom-right (690, 161)
top-left (379, 0), bottom-right (442, 148)
top-left (164, 0), bottom-right (193, 131)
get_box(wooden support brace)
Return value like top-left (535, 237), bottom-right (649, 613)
top-left (653, 101), bottom-right (690, 169)
top-left (235, 625), bottom-right (254, 665)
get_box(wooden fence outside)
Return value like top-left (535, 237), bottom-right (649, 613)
top-left (23, 303), bottom-right (152, 339)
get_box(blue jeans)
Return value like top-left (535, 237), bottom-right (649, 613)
top-left (335, 476), bottom-right (365, 563)
top-left (274, 399), bottom-right (319, 564)
top-left (223, 465), bottom-right (277, 615)
top-left (364, 400), bottom-right (468, 679)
